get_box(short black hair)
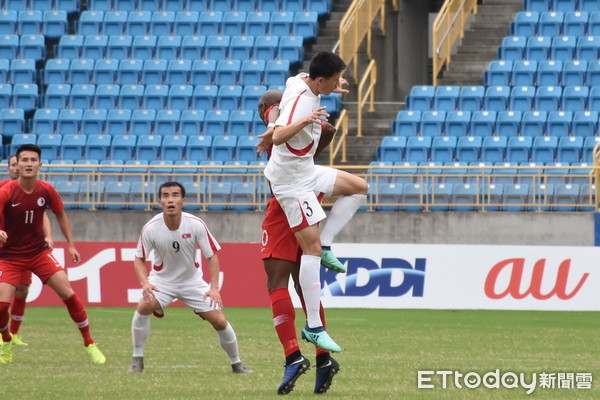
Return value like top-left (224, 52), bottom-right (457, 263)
top-left (158, 181), bottom-right (186, 198)
top-left (308, 51), bottom-right (347, 80)
top-left (16, 144), bottom-right (42, 160)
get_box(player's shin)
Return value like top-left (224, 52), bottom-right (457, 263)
top-left (131, 311), bottom-right (150, 357)
top-left (298, 255), bottom-right (322, 328)
top-left (217, 322), bottom-right (240, 364)
top-left (320, 194), bottom-right (366, 246)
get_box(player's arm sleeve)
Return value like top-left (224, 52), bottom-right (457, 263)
top-left (135, 229), bottom-right (153, 261)
top-left (46, 184), bottom-right (65, 214)
top-left (195, 220), bottom-right (221, 259)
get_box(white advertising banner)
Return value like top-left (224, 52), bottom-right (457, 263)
top-left (290, 243), bottom-right (600, 311)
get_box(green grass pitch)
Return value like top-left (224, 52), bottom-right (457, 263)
top-left (1, 307), bottom-right (599, 399)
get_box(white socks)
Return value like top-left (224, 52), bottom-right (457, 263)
top-left (217, 322), bottom-right (240, 364)
top-left (131, 311), bottom-right (151, 357)
top-left (299, 254), bottom-right (323, 328)
top-left (320, 194), bottom-right (366, 246)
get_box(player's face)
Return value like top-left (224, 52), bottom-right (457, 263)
top-left (317, 71), bottom-right (342, 95)
top-left (8, 156), bottom-right (19, 180)
top-left (159, 186), bottom-right (186, 216)
top-left (17, 151), bottom-right (41, 179)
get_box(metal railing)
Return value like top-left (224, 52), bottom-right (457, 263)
top-left (32, 164), bottom-right (597, 212)
top-left (432, 0), bottom-right (478, 86)
top-left (329, 108), bottom-right (349, 164)
top-left (356, 59), bottom-right (377, 137)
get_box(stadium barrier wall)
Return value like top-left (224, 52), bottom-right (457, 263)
top-left (28, 242), bottom-right (598, 311)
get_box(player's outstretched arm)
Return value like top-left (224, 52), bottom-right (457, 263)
top-left (43, 211), bottom-right (54, 250)
top-left (133, 256), bottom-right (159, 303)
top-left (272, 107), bottom-right (329, 145)
top-left (54, 210), bottom-right (80, 263)
top-left (204, 255), bottom-right (223, 309)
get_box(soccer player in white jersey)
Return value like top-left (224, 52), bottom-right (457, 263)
top-left (128, 181), bottom-right (252, 374)
top-left (264, 51), bottom-right (368, 353)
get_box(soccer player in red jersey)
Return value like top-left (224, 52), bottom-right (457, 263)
top-left (0, 144), bottom-right (106, 365)
top-left (257, 90), bottom-right (341, 394)
top-left (0, 155), bottom-right (54, 346)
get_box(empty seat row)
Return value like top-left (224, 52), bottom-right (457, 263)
top-left (524, 0), bottom-right (600, 13)
top-left (29, 108), bottom-right (269, 136)
top-left (0, 34), bottom-right (45, 60)
top-left (0, 59), bottom-right (37, 84)
top-left (499, 35), bottom-right (600, 62)
top-left (86, 0), bottom-right (330, 17)
top-left (394, 109), bottom-right (600, 138)
top-left (484, 59), bottom-right (600, 86)
top-left (511, 10), bottom-right (600, 37)
top-left (9, 132), bottom-right (266, 162)
top-left (370, 180), bottom-right (593, 212)
top-left (77, 10), bottom-right (318, 41)
top-left (43, 58), bottom-right (291, 86)
top-left (55, 34), bottom-right (304, 64)
top-left (377, 134), bottom-right (599, 163)
top-left (0, 10), bottom-right (67, 38)
top-left (368, 160), bottom-right (593, 187)
top-left (406, 84), bottom-right (600, 112)
top-left (0, 0), bottom-right (79, 13)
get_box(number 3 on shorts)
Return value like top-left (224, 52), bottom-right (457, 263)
top-left (297, 192), bottom-right (326, 226)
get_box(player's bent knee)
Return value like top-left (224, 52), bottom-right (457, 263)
top-left (15, 285), bottom-right (29, 299)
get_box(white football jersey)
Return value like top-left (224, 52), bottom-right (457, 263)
top-left (264, 73), bottom-right (322, 185)
top-left (135, 212), bottom-right (221, 286)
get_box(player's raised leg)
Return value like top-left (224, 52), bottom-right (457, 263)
top-left (46, 269), bottom-right (106, 364)
top-left (10, 271), bottom-right (33, 346)
top-left (0, 280), bottom-right (18, 363)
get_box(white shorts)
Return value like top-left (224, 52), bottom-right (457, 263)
top-left (148, 278), bottom-right (220, 314)
top-left (269, 165), bottom-right (338, 231)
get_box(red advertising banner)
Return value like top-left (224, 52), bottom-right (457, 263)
top-left (26, 242), bottom-right (270, 308)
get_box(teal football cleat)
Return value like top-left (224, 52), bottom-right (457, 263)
top-left (301, 325), bottom-right (342, 353)
top-left (320, 247), bottom-right (345, 273)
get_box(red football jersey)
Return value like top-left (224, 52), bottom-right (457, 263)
top-left (0, 179), bottom-right (64, 259)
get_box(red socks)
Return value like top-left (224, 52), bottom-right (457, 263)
top-left (0, 302), bottom-right (12, 342)
top-left (299, 297), bottom-right (330, 356)
top-left (9, 296), bottom-right (26, 335)
top-left (269, 288), bottom-right (300, 357)
top-left (63, 294), bottom-right (94, 346)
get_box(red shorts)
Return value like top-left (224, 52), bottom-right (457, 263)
top-left (0, 250), bottom-right (63, 287)
top-left (261, 197), bottom-right (302, 264)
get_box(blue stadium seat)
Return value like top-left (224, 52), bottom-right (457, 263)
top-left (516, 161), bottom-right (543, 186)
top-left (367, 161), bottom-right (392, 187)
top-left (0, 84), bottom-right (10, 109)
top-left (496, 110), bottom-right (522, 137)
top-left (128, 180), bottom-right (154, 210)
top-left (43, 10), bottom-right (68, 39)
top-left (165, 59), bottom-right (191, 85)
top-left (451, 183), bottom-right (478, 211)
top-left (400, 183), bottom-right (427, 211)
top-left (117, 59), bottom-right (142, 85)
top-left (106, 34), bottom-right (132, 59)
top-left (499, 36), bottom-right (526, 61)
top-left (104, 11), bottom-right (127, 36)
top-left (132, 34), bottom-right (157, 59)
top-left (44, 59), bottom-right (69, 85)
top-left (555, 0), bottom-right (577, 12)
top-left (10, 58), bottom-right (35, 84)
top-left (241, 85), bottom-right (266, 111)
top-left (509, 86), bottom-right (535, 112)
top-left (192, 84), bottom-right (217, 109)
top-left (93, 59), bottom-right (118, 85)
top-left (130, 109), bottom-right (156, 135)
top-left (525, 35), bottom-right (551, 62)
top-left (590, 10), bottom-right (600, 34)
top-left (433, 85), bottom-right (459, 111)
top-left (142, 59), bottom-right (167, 85)
top-left (221, 11), bottom-right (245, 36)
top-left (470, 110), bottom-right (496, 137)
top-left (37, 133), bottom-right (62, 161)
top-left (1, 11), bottom-right (19, 35)
top-left (557, 135), bottom-right (583, 163)
top-left (373, 183), bottom-right (401, 211)
top-left (457, 85), bottom-right (484, 111)
top-left (155, 109), bottom-right (181, 135)
top-left (222, 160), bottom-right (248, 184)
top-left (429, 182), bottom-right (453, 211)
top-left (86, 134), bottom-right (111, 160)
top-left (270, 11), bottom-right (293, 37)
top-left (81, 109), bottom-right (107, 135)
top-left (204, 109), bottom-right (229, 136)
top-left (539, 11), bottom-right (564, 36)
top-left (503, 183), bottom-right (530, 211)
top-left (103, 181), bottom-right (130, 210)
top-left (151, 11), bottom-right (176, 36)
top-left (71, 84), bottom-right (95, 109)
top-left (572, 110), bottom-right (598, 137)
top-left (107, 109), bottom-right (132, 135)
top-left (180, 109), bottom-right (205, 136)
top-left (545, 161), bottom-right (570, 185)
top-left (431, 136), bottom-right (456, 163)
top-left (191, 59), bottom-right (216, 86)
top-left (483, 86), bottom-right (510, 112)
top-left (216, 85), bottom-right (242, 110)
top-left (587, 60), bottom-right (600, 86)
top-left (581, 0), bottom-right (600, 13)
top-left (564, 11), bottom-right (588, 36)
top-left (278, 35), bottom-right (304, 66)
top-left (507, 136), bottom-right (533, 163)
top-left (20, 34), bottom-right (45, 61)
top-left (492, 162), bottom-right (518, 185)
top-left (535, 85), bottom-right (562, 112)
top-left (546, 110), bottom-right (572, 137)
top-left (405, 136), bottom-right (431, 163)
top-left (19, 10), bottom-right (43, 35)
top-left (230, 182), bottom-right (256, 211)
top-left (211, 135), bottom-right (237, 161)
top-left (570, 161), bottom-right (592, 185)
top-left (392, 110), bottom-right (420, 137)
top-left (127, 11), bottom-right (152, 36)
top-left (254, 35), bottom-right (278, 60)
top-left (536, 60), bottom-right (562, 86)
top-left (149, 160), bottom-right (173, 188)
top-left (198, 11), bottom-right (222, 36)
top-left (257, 0), bottom-right (280, 13)
top-left (561, 85), bottom-right (588, 112)
top-left (306, 0), bottom-right (330, 18)
top-left (156, 34), bottom-right (181, 59)
top-left (55, 180), bottom-right (80, 209)
top-left (419, 110), bottom-right (445, 137)
top-left (215, 59), bottom-right (241, 86)
top-left (135, 134), bottom-right (162, 161)
top-left (57, 109), bottom-right (83, 135)
top-left (511, 60), bottom-right (537, 86)
top-left (119, 84), bottom-right (144, 109)
top-left (12, 83), bottom-right (37, 112)
top-left (89, 0), bottom-right (112, 11)
top-left (521, 110), bottom-right (547, 137)
top-left (9, 133), bottom-right (37, 155)
top-left (294, 11), bottom-right (318, 41)
top-left (406, 85), bottom-right (434, 111)
top-left (205, 34), bottom-right (230, 59)
top-left (174, 11), bottom-right (199, 36)
top-left (532, 135), bottom-right (558, 163)
top-left (61, 134), bottom-right (86, 160)
top-left (377, 136), bottom-right (406, 163)
top-left (265, 59), bottom-right (289, 87)
top-left (32, 108), bottom-right (58, 134)
top-left (143, 84), bottom-right (169, 109)
top-left (82, 35), bottom-right (108, 59)
top-left (579, 182), bottom-right (594, 211)
top-left (511, 11), bottom-right (539, 36)
top-left (236, 135), bottom-right (260, 161)
top-left (0, 35), bottom-right (18, 59)
top-left (553, 183), bottom-right (579, 211)
top-left (69, 59), bottom-right (94, 85)
top-left (44, 84), bottom-right (70, 109)
top-left (235, 0), bottom-right (256, 12)
top-left (230, 34), bottom-right (254, 59)
top-left (484, 60), bottom-right (512, 86)
top-left (561, 60), bottom-right (587, 87)
top-left (0, 108), bottom-right (25, 137)
top-left (228, 110), bottom-right (253, 136)
top-left (167, 84), bottom-right (193, 109)
top-left (482, 136), bottom-right (508, 163)
top-left (206, 181), bottom-right (231, 210)
top-left (391, 161), bottom-right (417, 185)
top-left (576, 35), bottom-right (600, 61)
top-left (186, 135), bottom-right (212, 159)
top-left (456, 136), bottom-right (482, 163)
